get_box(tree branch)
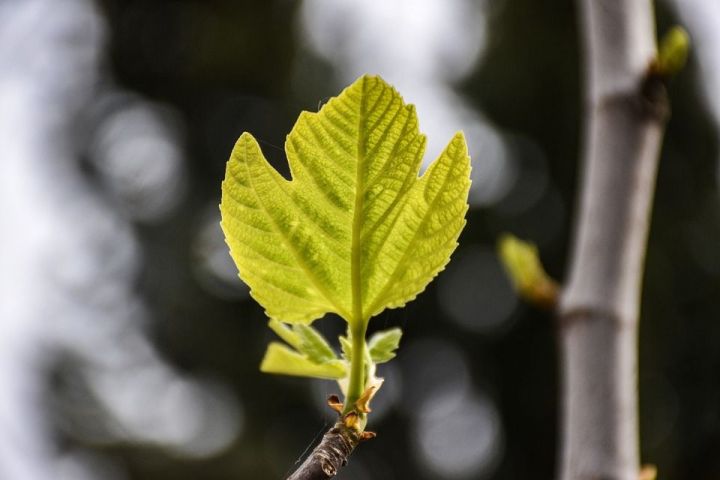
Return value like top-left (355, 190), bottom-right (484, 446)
top-left (286, 419), bottom-right (363, 480)
top-left (559, 1), bottom-right (669, 479)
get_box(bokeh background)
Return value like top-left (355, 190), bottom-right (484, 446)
top-left (1, 0), bottom-right (719, 478)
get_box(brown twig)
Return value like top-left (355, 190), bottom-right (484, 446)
top-left (286, 396), bottom-right (376, 480)
top-left (285, 420), bottom-right (362, 480)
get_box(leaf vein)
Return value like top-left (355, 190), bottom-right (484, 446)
top-left (241, 140), bottom-right (352, 319)
top-left (367, 151), bottom-right (464, 313)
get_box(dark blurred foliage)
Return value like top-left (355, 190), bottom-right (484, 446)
top-left (67, 0), bottom-right (720, 478)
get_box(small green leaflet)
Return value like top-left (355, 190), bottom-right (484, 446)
top-left (368, 328), bottom-right (402, 363)
top-left (339, 335), bottom-right (353, 361)
top-left (267, 319), bottom-right (301, 349)
top-left (261, 320), bottom-right (346, 379)
top-left (261, 342), bottom-right (346, 380)
top-left (220, 75), bottom-right (471, 328)
top-left (294, 324), bottom-right (336, 364)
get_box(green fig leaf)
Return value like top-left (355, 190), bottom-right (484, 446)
top-left (221, 75), bottom-right (471, 326)
top-left (260, 343), bottom-right (347, 380)
top-left (293, 324), bottom-right (337, 364)
top-left (368, 328), bottom-right (403, 364)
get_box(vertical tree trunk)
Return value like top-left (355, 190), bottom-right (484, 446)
top-left (559, 1), bottom-right (669, 479)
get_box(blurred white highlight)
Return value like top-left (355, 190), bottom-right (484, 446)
top-left (0, 0), bottom-right (239, 478)
top-left (413, 390), bottom-right (503, 479)
top-left (399, 339), bottom-right (503, 478)
top-left (300, 0), bottom-right (516, 207)
top-left (89, 93), bottom-right (187, 222)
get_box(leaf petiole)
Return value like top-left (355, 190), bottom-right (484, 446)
top-left (343, 321), bottom-right (368, 416)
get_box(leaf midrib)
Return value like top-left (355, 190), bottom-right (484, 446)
top-left (350, 78), bottom-right (369, 325)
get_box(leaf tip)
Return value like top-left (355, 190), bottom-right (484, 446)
top-left (233, 132), bottom-right (258, 154)
top-left (238, 131), bottom-right (255, 142)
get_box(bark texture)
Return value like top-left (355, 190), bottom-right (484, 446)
top-left (559, 1), bottom-right (669, 479)
top-left (286, 421), bottom-right (361, 480)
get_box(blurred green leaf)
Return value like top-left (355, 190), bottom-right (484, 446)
top-left (498, 233), bottom-right (558, 308)
top-left (656, 26), bottom-right (690, 76)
